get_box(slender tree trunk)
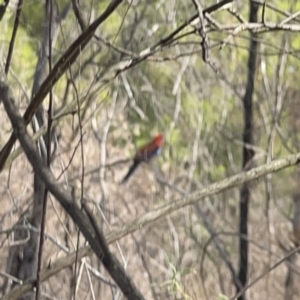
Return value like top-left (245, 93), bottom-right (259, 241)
top-left (237, 1), bottom-right (259, 299)
top-left (3, 2), bottom-right (71, 299)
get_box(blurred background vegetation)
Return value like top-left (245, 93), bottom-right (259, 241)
top-left (1, 0), bottom-right (300, 299)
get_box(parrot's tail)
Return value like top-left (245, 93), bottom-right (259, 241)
top-left (120, 162), bottom-right (139, 184)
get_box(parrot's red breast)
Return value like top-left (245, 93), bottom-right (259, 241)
top-left (121, 134), bottom-right (163, 184)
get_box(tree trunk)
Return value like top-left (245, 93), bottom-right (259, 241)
top-left (3, 1), bottom-right (70, 299)
top-left (237, 1), bottom-right (259, 299)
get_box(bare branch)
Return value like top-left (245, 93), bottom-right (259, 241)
top-left (83, 203), bottom-right (144, 299)
top-left (3, 62), bottom-right (300, 297)
top-left (71, 0), bottom-right (87, 31)
top-left (0, 73), bottom-right (144, 300)
top-left (5, 0), bottom-right (22, 74)
top-left (0, 0), bottom-right (124, 171)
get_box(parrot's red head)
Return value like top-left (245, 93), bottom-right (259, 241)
top-left (154, 134), bottom-right (163, 147)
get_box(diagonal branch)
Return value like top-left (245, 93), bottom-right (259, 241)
top-left (82, 203), bottom-right (144, 299)
top-left (2, 140), bottom-right (300, 299)
top-left (0, 0), bottom-right (233, 171)
top-left (2, 74), bottom-right (300, 299)
top-left (5, 0), bottom-right (22, 74)
top-left (0, 77), bottom-right (144, 300)
top-left (0, 0), bottom-right (124, 171)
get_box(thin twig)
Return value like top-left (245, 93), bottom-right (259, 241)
top-left (5, 0), bottom-right (22, 74)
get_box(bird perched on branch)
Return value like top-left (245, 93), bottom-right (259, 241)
top-left (121, 134), bottom-right (163, 184)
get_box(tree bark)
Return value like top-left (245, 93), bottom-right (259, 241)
top-left (237, 1), bottom-right (259, 299)
top-left (3, 1), bottom-right (70, 299)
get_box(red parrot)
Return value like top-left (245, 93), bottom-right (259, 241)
top-left (121, 134), bottom-right (163, 184)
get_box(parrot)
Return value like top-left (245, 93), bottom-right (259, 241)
top-left (121, 134), bottom-right (163, 184)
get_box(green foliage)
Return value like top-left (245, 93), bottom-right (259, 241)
top-left (96, 1), bottom-right (127, 37)
top-left (168, 128), bottom-right (181, 146)
top-left (19, 0), bottom-right (44, 39)
top-left (218, 294), bottom-right (230, 300)
top-left (161, 264), bottom-right (194, 300)
top-left (209, 164), bottom-right (226, 181)
top-left (290, 36), bottom-right (300, 54)
top-left (20, 0), bottom-right (70, 39)
top-left (3, 1), bottom-right (300, 298)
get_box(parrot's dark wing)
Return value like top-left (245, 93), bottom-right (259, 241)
top-left (121, 138), bottom-right (162, 184)
top-left (120, 160), bottom-right (140, 184)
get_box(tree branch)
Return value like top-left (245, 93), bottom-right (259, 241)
top-left (0, 75), bottom-right (144, 300)
top-left (5, 0), bottom-right (22, 74)
top-left (0, 0), bottom-right (124, 171)
top-left (2, 72), bottom-right (300, 299)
